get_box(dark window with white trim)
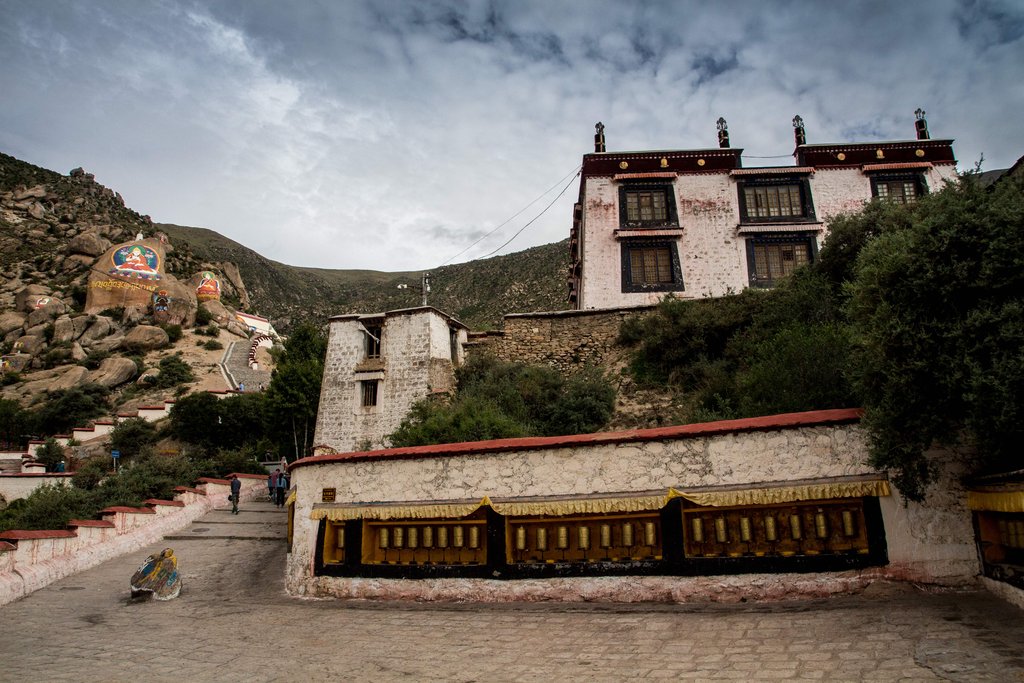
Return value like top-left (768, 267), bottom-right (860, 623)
top-left (360, 380), bottom-right (379, 407)
top-left (746, 234), bottom-right (817, 288)
top-left (737, 177), bottom-right (815, 223)
top-left (618, 184), bottom-right (679, 228)
top-left (871, 174), bottom-right (927, 204)
top-left (621, 240), bottom-right (684, 293)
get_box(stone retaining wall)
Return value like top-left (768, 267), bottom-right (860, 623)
top-left (0, 474), bottom-right (266, 606)
top-left (471, 305), bottom-right (654, 373)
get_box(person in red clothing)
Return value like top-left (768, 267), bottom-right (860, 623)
top-left (268, 469), bottom-right (279, 502)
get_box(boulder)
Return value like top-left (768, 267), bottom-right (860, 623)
top-left (51, 316), bottom-right (77, 344)
top-left (27, 301), bottom-right (66, 327)
top-left (151, 277), bottom-right (196, 327)
top-left (1, 354), bottom-right (32, 373)
top-left (68, 231), bottom-right (111, 258)
top-left (123, 325), bottom-right (168, 352)
top-left (15, 285), bottom-right (51, 313)
top-left (84, 238), bottom-right (167, 315)
top-left (11, 335), bottom-right (45, 356)
top-left (87, 357), bottom-right (138, 388)
top-left (226, 320), bottom-right (251, 338)
top-left (79, 316), bottom-right (115, 345)
top-left (88, 334), bottom-right (124, 354)
top-left (27, 202), bottom-right (46, 220)
top-left (70, 342), bottom-right (86, 362)
top-left (13, 185), bottom-right (47, 201)
top-left (0, 311), bottom-right (26, 336)
top-left (50, 365), bottom-right (89, 391)
top-left (200, 299), bottom-right (232, 325)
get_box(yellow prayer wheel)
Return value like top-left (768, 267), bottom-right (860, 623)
top-left (379, 527), bottom-right (389, 550)
top-left (437, 526), bottom-right (449, 549)
top-left (422, 526), bottom-right (434, 548)
top-left (468, 526), bottom-right (480, 549)
top-left (739, 517), bottom-right (752, 543)
top-left (536, 527), bottom-right (548, 551)
top-left (453, 525), bottom-right (464, 548)
top-left (644, 522), bottom-right (656, 547)
top-left (691, 517), bottom-right (704, 543)
top-left (393, 527), bottom-right (404, 549)
top-left (815, 511), bottom-right (828, 539)
top-left (557, 526), bottom-right (569, 550)
top-left (765, 515), bottom-right (778, 542)
top-left (841, 510), bottom-right (856, 537)
top-left (578, 526), bottom-right (590, 551)
top-left (599, 524), bottom-right (612, 549)
top-left (714, 517), bottom-right (727, 544)
top-left (407, 527), bottom-right (418, 549)
top-left (790, 514), bottom-right (802, 540)
top-left (515, 526), bottom-right (527, 551)
top-left (622, 523), bottom-right (634, 547)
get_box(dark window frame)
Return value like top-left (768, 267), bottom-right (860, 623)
top-left (364, 323), bottom-right (382, 359)
top-left (736, 176), bottom-right (816, 224)
top-left (617, 183), bottom-right (680, 229)
top-left (620, 239), bottom-right (684, 294)
top-left (869, 172), bottom-right (928, 204)
top-left (360, 379), bottom-right (379, 407)
top-left (745, 233), bottom-right (818, 288)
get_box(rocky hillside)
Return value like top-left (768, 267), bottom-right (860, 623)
top-left (0, 151), bottom-right (571, 410)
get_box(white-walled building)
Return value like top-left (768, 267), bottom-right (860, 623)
top-left (312, 307), bottom-right (468, 453)
top-left (569, 113), bottom-right (959, 310)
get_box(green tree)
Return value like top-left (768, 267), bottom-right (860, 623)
top-left (168, 391), bottom-right (223, 450)
top-left (849, 172), bottom-right (1024, 499)
top-left (35, 437), bottom-right (66, 471)
top-left (152, 354), bottom-right (195, 388)
top-left (109, 418), bottom-right (159, 461)
top-left (262, 323), bottom-right (326, 461)
top-left (0, 398), bottom-right (32, 449)
top-left (32, 384), bottom-right (110, 436)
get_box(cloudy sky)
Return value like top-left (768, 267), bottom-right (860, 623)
top-left (2, 1), bottom-right (1022, 271)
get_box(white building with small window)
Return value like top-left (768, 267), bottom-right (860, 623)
top-left (568, 113), bottom-right (958, 309)
top-left (312, 307), bottom-right (468, 453)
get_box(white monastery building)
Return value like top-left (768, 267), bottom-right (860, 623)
top-left (313, 307), bottom-right (468, 453)
top-left (568, 111), bottom-right (958, 309)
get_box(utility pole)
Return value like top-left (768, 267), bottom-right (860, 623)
top-left (421, 273), bottom-right (431, 307)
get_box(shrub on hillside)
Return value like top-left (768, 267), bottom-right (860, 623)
top-left (32, 384), bottom-right (110, 436)
top-left (152, 355), bottom-right (194, 388)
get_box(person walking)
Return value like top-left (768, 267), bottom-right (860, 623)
top-left (229, 474), bottom-right (242, 515)
top-left (268, 469), bottom-right (279, 502)
top-left (275, 470), bottom-right (288, 507)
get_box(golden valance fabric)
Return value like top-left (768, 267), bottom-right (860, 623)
top-left (309, 478), bottom-right (890, 522)
top-left (671, 479), bottom-right (891, 508)
top-left (285, 490), bottom-right (296, 507)
top-left (967, 489), bottom-right (1024, 513)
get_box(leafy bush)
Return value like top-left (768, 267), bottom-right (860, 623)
top-left (389, 355), bottom-right (616, 447)
top-left (35, 437), bottom-right (66, 471)
top-left (109, 418), bottom-right (159, 461)
top-left (152, 355), bottom-right (194, 388)
top-left (160, 324), bottom-right (183, 343)
top-left (79, 349), bottom-right (111, 370)
top-left (32, 384), bottom-right (110, 436)
top-left (203, 339), bottom-right (223, 351)
top-left (0, 484), bottom-right (101, 532)
top-left (194, 306), bottom-right (213, 326)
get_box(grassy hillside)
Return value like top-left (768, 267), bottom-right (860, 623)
top-left (158, 223), bottom-right (569, 331)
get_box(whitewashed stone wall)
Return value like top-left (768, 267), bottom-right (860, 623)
top-left (286, 418), bottom-right (980, 601)
top-left (313, 308), bottom-right (465, 453)
top-left (0, 474), bottom-right (72, 503)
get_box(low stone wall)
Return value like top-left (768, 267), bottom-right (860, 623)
top-left (472, 305), bottom-right (654, 373)
top-left (0, 473), bottom-right (73, 502)
top-left (0, 474), bottom-right (265, 606)
top-left (286, 409), bottom-right (981, 603)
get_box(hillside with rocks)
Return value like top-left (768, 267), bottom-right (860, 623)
top-left (0, 151), bottom-right (571, 411)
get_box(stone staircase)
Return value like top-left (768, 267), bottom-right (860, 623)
top-left (221, 340), bottom-right (272, 392)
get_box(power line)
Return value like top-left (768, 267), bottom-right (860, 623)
top-left (437, 165), bottom-right (581, 268)
top-left (476, 168), bottom-right (581, 260)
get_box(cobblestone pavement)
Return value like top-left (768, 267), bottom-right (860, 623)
top-left (1, 500), bottom-right (1022, 683)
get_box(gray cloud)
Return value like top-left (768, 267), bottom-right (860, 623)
top-left (1, 0), bottom-right (1022, 273)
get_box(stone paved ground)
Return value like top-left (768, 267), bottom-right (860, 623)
top-left (1, 500), bottom-right (1022, 683)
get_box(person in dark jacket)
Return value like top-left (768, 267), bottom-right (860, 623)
top-left (230, 474), bottom-right (242, 514)
top-left (275, 470), bottom-right (288, 507)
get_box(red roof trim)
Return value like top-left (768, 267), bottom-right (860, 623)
top-left (231, 473), bottom-right (270, 480)
top-left (100, 506), bottom-right (156, 515)
top-left (0, 529), bottom-right (77, 540)
top-left (67, 519), bottom-right (116, 528)
top-left (173, 485), bottom-right (204, 494)
top-left (144, 499), bottom-right (185, 507)
top-left (291, 408), bottom-right (863, 471)
top-left (0, 472), bottom-right (75, 478)
top-left (730, 167), bottom-right (814, 176)
top-left (197, 477), bottom-right (231, 485)
top-left (612, 172), bottom-right (678, 181)
top-left (861, 162), bottom-right (934, 172)
top-left (0, 541), bottom-right (15, 551)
